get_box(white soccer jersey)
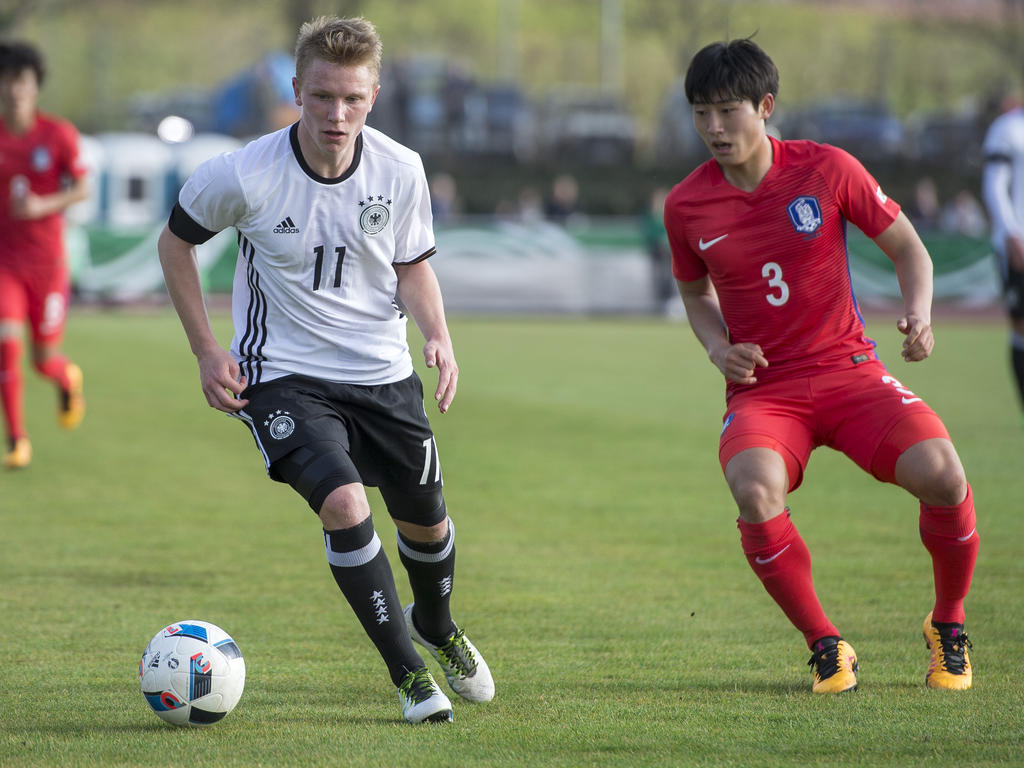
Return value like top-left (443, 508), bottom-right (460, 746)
top-left (983, 106), bottom-right (1024, 255)
top-left (173, 123), bottom-right (436, 386)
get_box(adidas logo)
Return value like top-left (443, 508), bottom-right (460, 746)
top-left (273, 216), bottom-right (299, 234)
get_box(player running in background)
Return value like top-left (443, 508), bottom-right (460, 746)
top-left (157, 16), bottom-right (493, 724)
top-left (664, 38), bottom-right (978, 693)
top-left (0, 41), bottom-right (88, 469)
top-left (981, 91), bottom-right (1024, 424)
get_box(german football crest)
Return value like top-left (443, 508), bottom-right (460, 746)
top-left (358, 194), bottom-right (391, 235)
top-left (786, 196), bottom-right (822, 235)
top-left (264, 410), bottom-right (295, 440)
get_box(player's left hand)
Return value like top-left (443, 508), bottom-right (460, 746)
top-left (9, 191), bottom-right (47, 220)
top-left (423, 338), bottom-right (458, 413)
top-left (897, 313), bottom-right (934, 362)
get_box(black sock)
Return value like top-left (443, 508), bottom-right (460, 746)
top-left (397, 519), bottom-right (457, 643)
top-left (1013, 345), bottom-right (1024, 411)
top-left (324, 518), bottom-right (423, 686)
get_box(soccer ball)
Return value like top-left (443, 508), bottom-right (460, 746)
top-left (139, 620), bottom-right (246, 727)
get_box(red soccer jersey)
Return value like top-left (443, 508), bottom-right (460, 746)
top-left (0, 111), bottom-right (86, 274)
top-left (665, 136), bottom-right (901, 394)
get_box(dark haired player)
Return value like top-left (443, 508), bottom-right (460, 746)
top-left (0, 41), bottom-right (89, 468)
top-left (664, 38), bottom-right (978, 693)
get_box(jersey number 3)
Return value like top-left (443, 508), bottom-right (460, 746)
top-left (313, 245), bottom-right (347, 291)
top-left (761, 261), bottom-right (790, 306)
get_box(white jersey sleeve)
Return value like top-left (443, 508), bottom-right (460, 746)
top-left (982, 108), bottom-right (1024, 249)
top-left (177, 151), bottom-right (249, 235)
top-left (391, 153), bottom-right (436, 264)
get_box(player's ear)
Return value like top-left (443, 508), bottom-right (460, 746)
top-left (759, 92), bottom-right (775, 121)
top-left (293, 76), bottom-right (302, 108)
top-left (369, 84), bottom-right (380, 112)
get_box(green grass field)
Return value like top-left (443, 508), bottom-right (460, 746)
top-left (1, 308), bottom-right (1022, 767)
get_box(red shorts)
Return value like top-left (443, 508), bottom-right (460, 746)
top-left (718, 360), bottom-right (950, 491)
top-left (0, 263), bottom-right (70, 344)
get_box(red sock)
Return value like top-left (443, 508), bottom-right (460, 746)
top-left (0, 337), bottom-right (26, 440)
top-left (35, 353), bottom-right (70, 389)
top-left (919, 483), bottom-right (978, 625)
top-left (738, 510), bottom-right (839, 648)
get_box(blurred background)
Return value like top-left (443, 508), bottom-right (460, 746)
top-left (10, 0), bottom-right (1024, 312)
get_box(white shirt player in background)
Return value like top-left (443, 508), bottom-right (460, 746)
top-left (982, 95), bottom-right (1024, 423)
top-left (157, 16), bottom-right (492, 724)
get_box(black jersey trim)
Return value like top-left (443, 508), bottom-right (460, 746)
top-left (984, 152), bottom-right (1012, 165)
top-left (398, 246), bottom-right (437, 266)
top-left (237, 235), bottom-right (267, 385)
top-left (289, 122), bottom-right (363, 184)
top-left (168, 202), bottom-right (219, 244)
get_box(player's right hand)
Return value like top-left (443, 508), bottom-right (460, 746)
top-left (196, 347), bottom-right (249, 413)
top-left (714, 342), bottom-right (769, 385)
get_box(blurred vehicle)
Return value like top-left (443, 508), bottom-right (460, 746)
top-left (127, 52), bottom-right (299, 142)
top-left (127, 88), bottom-right (214, 136)
top-left (776, 99), bottom-right (904, 160)
top-left (369, 55), bottom-right (474, 158)
top-left (903, 109), bottom-right (985, 170)
top-left (653, 81), bottom-right (705, 165)
top-left (458, 83), bottom-right (534, 161)
top-left (533, 88), bottom-right (636, 165)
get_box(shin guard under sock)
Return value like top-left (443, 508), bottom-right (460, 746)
top-left (323, 518), bottom-right (424, 685)
top-left (0, 338), bottom-right (26, 439)
top-left (738, 510), bottom-right (839, 648)
top-left (919, 484), bottom-right (978, 625)
top-left (34, 353), bottom-right (71, 389)
top-left (397, 519), bottom-right (456, 643)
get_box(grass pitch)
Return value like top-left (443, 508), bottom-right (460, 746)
top-left (1, 308), bottom-right (1022, 767)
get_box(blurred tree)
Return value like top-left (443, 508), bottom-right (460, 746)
top-left (0, 0), bottom-right (52, 31)
top-left (285, 0), bottom-right (364, 34)
top-left (999, 0), bottom-right (1024, 70)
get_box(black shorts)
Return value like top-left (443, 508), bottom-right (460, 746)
top-left (233, 372), bottom-right (442, 494)
top-left (1002, 263), bottom-right (1024, 320)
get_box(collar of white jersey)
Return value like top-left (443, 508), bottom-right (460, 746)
top-left (289, 122), bottom-right (363, 185)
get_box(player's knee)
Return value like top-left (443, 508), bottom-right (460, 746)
top-left (318, 484), bottom-right (372, 529)
top-left (896, 439), bottom-right (967, 507)
top-left (925, 468), bottom-right (968, 508)
top-left (380, 485), bottom-right (447, 527)
top-left (728, 475), bottom-right (785, 519)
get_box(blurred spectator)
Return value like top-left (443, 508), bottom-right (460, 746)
top-left (981, 87), bottom-right (1024, 422)
top-left (543, 173), bottom-right (581, 224)
top-left (907, 177), bottom-right (941, 231)
top-left (642, 186), bottom-right (676, 313)
top-left (516, 185), bottom-right (544, 223)
top-left (429, 172), bottom-right (460, 224)
top-left (939, 190), bottom-right (987, 237)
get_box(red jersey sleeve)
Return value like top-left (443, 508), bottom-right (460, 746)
top-left (823, 145), bottom-right (900, 237)
top-left (664, 162), bottom-right (716, 282)
top-left (55, 119), bottom-right (87, 181)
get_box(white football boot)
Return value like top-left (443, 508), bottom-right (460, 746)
top-left (404, 604), bottom-right (495, 702)
top-left (396, 668), bottom-right (453, 724)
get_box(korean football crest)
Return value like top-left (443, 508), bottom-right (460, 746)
top-left (786, 196), bottom-right (822, 235)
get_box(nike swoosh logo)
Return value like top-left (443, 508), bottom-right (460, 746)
top-left (698, 234), bottom-right (728, 251)
top-left (957, 528), bottom-right (976, 542)
top-left (901, 397), bottom-right (922, 405)
top-left (754, 544), bottom-right (791, 565)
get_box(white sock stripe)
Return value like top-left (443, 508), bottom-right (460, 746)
top-left (397, 519), bottom-right (454, 563)
top-left (324, 530), bottom-right (382, 568)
